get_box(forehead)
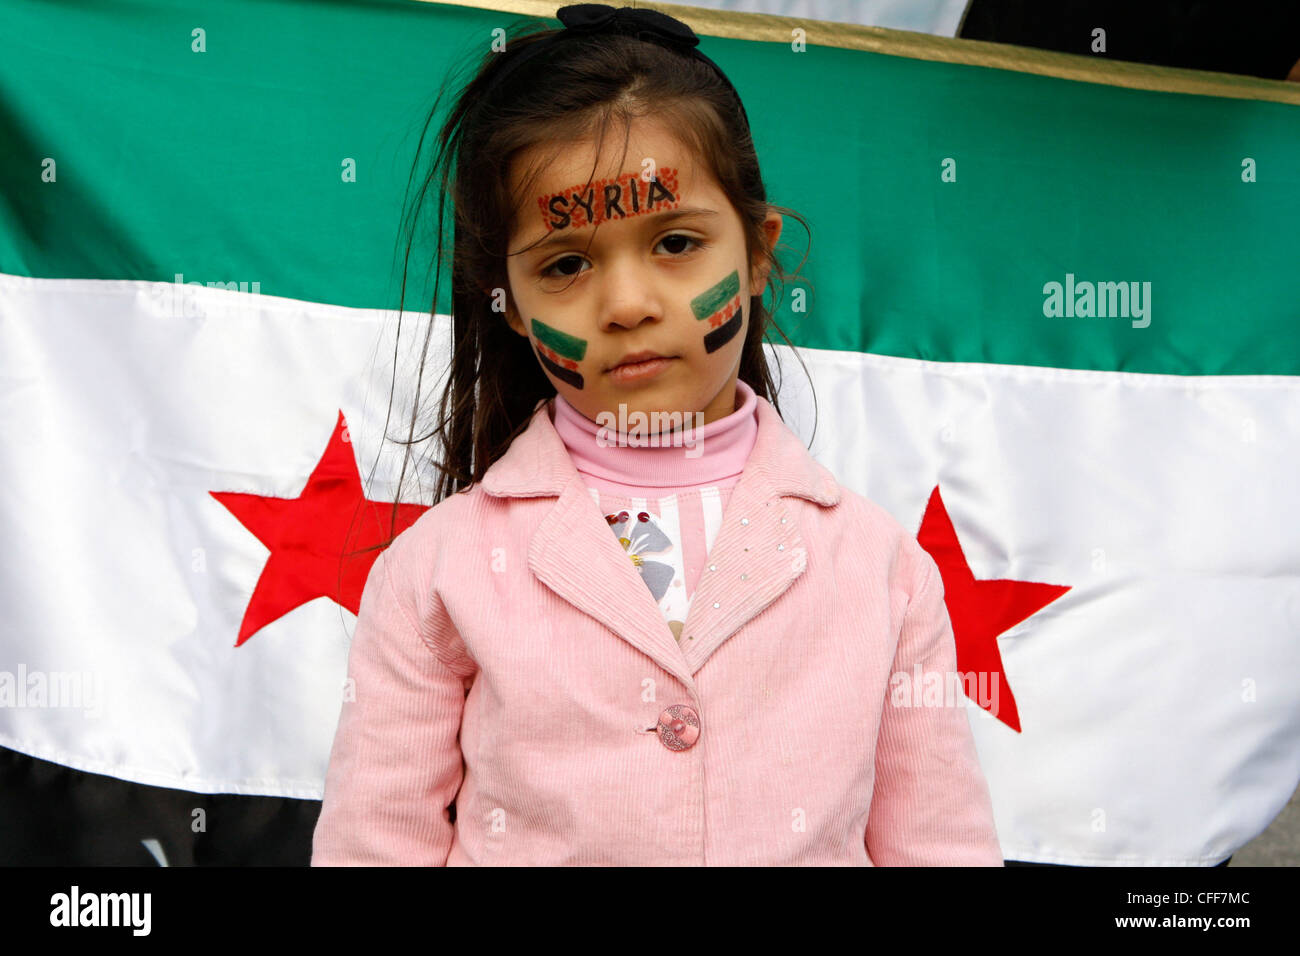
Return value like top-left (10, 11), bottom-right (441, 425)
top-left (508, 117), bottom-right (723, 243)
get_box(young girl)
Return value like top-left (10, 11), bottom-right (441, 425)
top-left (312, 3), bottom-right (1002, 866)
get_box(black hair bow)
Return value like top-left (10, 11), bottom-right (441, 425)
top-left (556, 4), bottom-right (701, 49)
top-left (484, 4), bottom-right (750, 134)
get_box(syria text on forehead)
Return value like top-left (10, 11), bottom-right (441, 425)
top-left (538, 168), bottom-right (681, 233)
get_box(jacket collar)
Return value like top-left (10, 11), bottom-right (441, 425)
top-left (481, 390), bottom-right (841, 506)
top-left (483, 388), bottom-right (840, 683)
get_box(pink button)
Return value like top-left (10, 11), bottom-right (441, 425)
top-left (656, 704), bottom-right (700, 751)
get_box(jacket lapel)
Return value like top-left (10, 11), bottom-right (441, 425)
top-left (674, 467), bottom-right (807, 675)
top-left (672, 396), bottom-right (840, 674)
top-left (529, 476), bottom-right (695, 685)
top-left (481, 392), bottom-right (842, 682)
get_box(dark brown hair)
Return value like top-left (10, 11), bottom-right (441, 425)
top-left (364, 12), bottom-right (818, 554)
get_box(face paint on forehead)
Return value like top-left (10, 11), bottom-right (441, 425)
top-left (691, 270), bottom-right (744, 354)
top-left (530, 317), bottom-right (587, 390)
top-left (538, 168), bottom-right (681, 234)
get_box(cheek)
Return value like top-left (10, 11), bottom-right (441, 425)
top-left (529, 317), bottom-right (588, 391)
top-left (689, 269), bottom-right (745, 354)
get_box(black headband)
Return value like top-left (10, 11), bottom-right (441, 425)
top-left (484, 3), bottom-right (752, 133)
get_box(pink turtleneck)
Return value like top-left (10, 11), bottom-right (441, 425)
top-left (550, 379), bottom-right (759, 641)
top-left (552, 378), bottom-right (758, 496)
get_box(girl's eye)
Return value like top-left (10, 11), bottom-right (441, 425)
top-left (540, 255), bottom-right (589, 279)
top-left (538, 234), bottom-right (703, 279)
top-left (656, 233), bottom-right (702, 256)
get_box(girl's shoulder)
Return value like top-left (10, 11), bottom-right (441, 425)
top-left (811, 479), bottom-right (936, 593)
top-left (374, 480), bottom-right (485, 578)
top-left (816, 478), bottom-right (907, 540)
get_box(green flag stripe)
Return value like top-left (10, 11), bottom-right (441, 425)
top-left (1, 0), bottom-right (1297, 375)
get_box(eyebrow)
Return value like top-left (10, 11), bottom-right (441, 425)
top-left (522, 206), bottom-right (721, 257)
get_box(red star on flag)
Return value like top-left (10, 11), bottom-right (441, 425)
top-left (916, 485), bottom-right (1071, 732)
top-left (211, 411), bottom-right (428, 646)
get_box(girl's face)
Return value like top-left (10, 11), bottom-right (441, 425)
top-left (503, 115), bottom-right (782, 429)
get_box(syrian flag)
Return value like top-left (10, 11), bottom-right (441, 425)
top-left (2, 0), bottom-right (1297, 866)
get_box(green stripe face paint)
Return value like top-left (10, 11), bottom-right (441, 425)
top-left (531, 318), bottom-right (587, 360)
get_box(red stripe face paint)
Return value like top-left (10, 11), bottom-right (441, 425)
top-left (534, 343), bottom-right (584, 389)
top-left (538, 169), bottom-right (681, 233)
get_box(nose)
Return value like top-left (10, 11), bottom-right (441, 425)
top-left (597, 256), bottom-right (664, 332)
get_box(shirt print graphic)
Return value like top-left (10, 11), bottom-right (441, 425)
top-left (605, 508), bottom-right (675, 600)
top-left (597, 493), bottom-right (688, 643)
top-left (589, 488), bottom-right (729, 644)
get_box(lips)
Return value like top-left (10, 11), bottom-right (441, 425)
top-left (607, 350), bottom-right (673, 372)
top-left (605, 355), bottom-right (676, 385)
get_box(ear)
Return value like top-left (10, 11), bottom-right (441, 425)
top-left (505, 303), bottom-right (527, 339)
top-left (750, 211), bottom-right (784, 296)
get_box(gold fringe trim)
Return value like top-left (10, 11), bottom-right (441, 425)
top-left (419, 0), bottom-right (1300, 107)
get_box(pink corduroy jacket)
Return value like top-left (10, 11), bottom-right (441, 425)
top-left (312, 392), bottom-right (1003, 866)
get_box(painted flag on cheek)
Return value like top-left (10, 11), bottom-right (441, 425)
top-left (1, 0), bottom-right (1297, 866)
